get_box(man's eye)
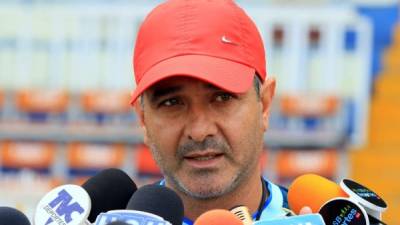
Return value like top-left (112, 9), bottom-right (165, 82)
top-left (215, 93), bottom-right (234, 102)
top-left (158, 98), bottom-right (181, 107)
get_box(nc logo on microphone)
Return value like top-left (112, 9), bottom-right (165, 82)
top-left (43, 189), bottom-right (84, 225)
top-left (35, 185), bottom-right (91, 225)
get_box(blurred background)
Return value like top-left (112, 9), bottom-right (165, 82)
top-left (0, 0), bottom-right (399, 223)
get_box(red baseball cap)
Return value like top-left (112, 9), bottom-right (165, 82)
top-left (131, 0), bottom-right (266, 104)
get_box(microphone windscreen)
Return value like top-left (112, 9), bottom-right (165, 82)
top-left (127, 184), bottom-right (184, 225)
top-left (82, 168), bottom-right (138, 222)
top-left (194, 209), bottom-right (243, 225)
top-left (0, 207), bottom-right (31, 225)
top-left (288, 174), bottom-right (348, 214)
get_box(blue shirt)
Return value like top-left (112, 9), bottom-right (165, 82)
top-left (158, 178), bottom-right (289, 225)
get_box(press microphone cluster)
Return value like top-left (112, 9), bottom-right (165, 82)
top-left (30, 168), bottom-right (388, 225)
top-left (224, 174), bottom-right (388, 225)
top-left (33, 167), bottom-right (184, 225)
top-left (33, 168), bottom-right (138, 225)
top-left (288, 174), bottom-right (388, 225)
top-left (0, 172), bottom-right (171, 225)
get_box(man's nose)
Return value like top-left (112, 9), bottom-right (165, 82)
top-left (184, 105), bottom-right (218, 142)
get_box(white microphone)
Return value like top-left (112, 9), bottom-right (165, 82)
top-left (34, 184), bottom-right (91, 225)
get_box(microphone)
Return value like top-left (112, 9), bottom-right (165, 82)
top-left (288, 173), bottom-right (348, 214)
top-left (34, 168), bottom-right (137, 225)
top-left (34, 184), bottom-right (91, 225)
top-left (288, 174), bottom-right (388, 225)
top-left (194, 209), bottom-right (244, 225)
top-left (126, 184), bottom-right (184, 225)
top-left (82, 168), bottom-right (138, 222)
top-left (0, 206), bottom-right (31, 225)
top-left (105, 222), bottom-right (130, 225)
top-left (94, 184), bottom-right (184, 225)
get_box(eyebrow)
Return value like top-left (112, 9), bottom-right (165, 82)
top-left (149, 85), bottom-right (183, 103)
top-left (148, 82), bottom-right (224, 103)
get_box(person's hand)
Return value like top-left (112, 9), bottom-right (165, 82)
top-left (299, 206), bottom-right (312, 215)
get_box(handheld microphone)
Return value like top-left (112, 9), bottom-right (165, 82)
top-left (126, 184), bottom-right (183, 225)
top-left (94, 184), bottom-right (184, 225)
top-left (82, 168), bottom-right (138, 222)
top-left (194, 209), bottom-right (244, 225)
top-left (105, 222), bottom-right (130, 225)
top-left (0, 206), bottom-right (31, 225)
top-left (288, 173), bottom-right (348, 214)
top-left (34, 184), bottom-right (91, 225)
top-left (288, 174), bottom-right (388, 225)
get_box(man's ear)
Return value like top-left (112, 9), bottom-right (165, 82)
top-left (260, 77), bottom-right (276, 132)
top-left (133, 98), bottom-right (149, 145)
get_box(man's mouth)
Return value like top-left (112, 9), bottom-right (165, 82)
top-left (183, 151), bottom-right (224, 168)
top-left (184, 151), bottom-right (224, 160)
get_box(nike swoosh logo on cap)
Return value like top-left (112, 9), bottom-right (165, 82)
top-left (221, 36), bottom-right (238, 45)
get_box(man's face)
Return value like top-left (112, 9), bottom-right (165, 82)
top-left (137, 77), bottom-right (272, 199)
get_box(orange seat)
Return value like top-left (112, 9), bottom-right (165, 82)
top-left (0, 141), bottom-right (56, 169)
top-left (16, 89), bottom-right (69, 113)
top-left (280, 94), bottom-right (340, 117)
top-left (134, 144), bottom-right (162, 177)
top-left (67, 142), bottom-right (126, 169)
top-left (81, 90), bottom-right (131, 114)
top-left (275, 149), bottom-right (338, 179)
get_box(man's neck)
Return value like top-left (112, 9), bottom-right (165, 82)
top-left (168, 174), bottom-right (265, 221)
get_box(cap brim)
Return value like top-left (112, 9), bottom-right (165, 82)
top-left (130, 55), bottom-right (255, 104)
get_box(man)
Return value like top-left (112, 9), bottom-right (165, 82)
top-left (131, 0), bottom-right (303, 224)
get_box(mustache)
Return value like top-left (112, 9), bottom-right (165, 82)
top-left (177, 138), bottom-right (230, 158)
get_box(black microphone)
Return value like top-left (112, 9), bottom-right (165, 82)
top-left (0, 206), bottom-right (31, 225)
top-left (82, 168), bottom-right (138, 223)
top-left (105, 221), bottom-right (130, 225)
top-left (126, 184), bottom-right (184, 225)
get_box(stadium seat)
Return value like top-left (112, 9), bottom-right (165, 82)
top-left (67, 142), bottom-right (126, 178)
top-left (280, 95), bottom-right (340, 117)
top-left (275, 149), bottom-right (338, 182)
top-left (80, 90), bottom-right (134, 125)
top-left (0, 141), bottom-right (56, 174)
top-left (15, 89), bottom-right (69, 122)
top-left (134, 144), bottom-right (162, 178)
